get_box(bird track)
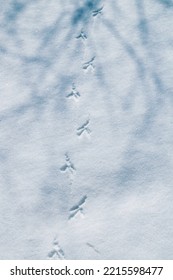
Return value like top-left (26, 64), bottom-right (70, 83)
top-left (76, 30), bottom-right (87, 40)
top-left (77, 119), bottom-right (91, 137)
top-left (92, 6), bottom-right (103, 17)
top-left (48, 238), bottom-right (65, 260)
top-left (66, 83), bottom-right (80, 101)
top-left (60, 153), bottom-right (76, 174)
top-left (68, 195), bottom-right (87, 220)
top-left (82, 56), bottom-right (95, 70)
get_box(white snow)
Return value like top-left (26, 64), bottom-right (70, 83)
top-left (0, 0), bottom-right (173, 259)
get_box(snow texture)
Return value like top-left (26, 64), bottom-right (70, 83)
top-left (0, 0), bottom-right (173, 259)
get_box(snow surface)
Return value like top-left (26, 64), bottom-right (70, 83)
top-left (0, 0), bottom-right (173, 259)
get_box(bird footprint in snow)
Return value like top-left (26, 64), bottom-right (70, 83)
top-left (48, 238), bottom-right (65, 260)
top-left (68, 195), bottom-right (87, 220)
top-left (92, 6), bottom-right (103, 17)
top-left (66, 83), bottom-right (80, 101)
top-left (83, 56), bottom-right (95, 70)
top-left (60, 153), bottom-right (76, 174)
top-left (76, 30), bottom-right (87, 40)
top-left (77, 119), bottom-right (91, 137)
